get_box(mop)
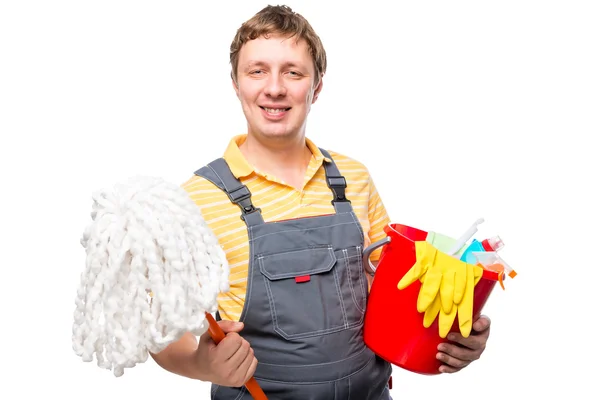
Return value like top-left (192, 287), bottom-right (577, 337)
top-left (71, 175), bottom-right (266, 399)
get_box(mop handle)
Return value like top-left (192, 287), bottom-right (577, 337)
top-left (205, 312), bottom-right (268, 400)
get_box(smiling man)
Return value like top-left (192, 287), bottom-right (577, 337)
top-left (150, 5), bottom-right (492, 399)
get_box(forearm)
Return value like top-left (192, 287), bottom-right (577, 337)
top-left (150, 332), bottom-right (203, 380)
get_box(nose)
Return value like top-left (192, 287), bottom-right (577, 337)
top-left (263, 73), bottom-right (287, 98)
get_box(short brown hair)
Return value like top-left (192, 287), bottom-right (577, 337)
top-left (229, 5), bottom-right (327, 86)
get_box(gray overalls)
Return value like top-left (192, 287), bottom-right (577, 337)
top-left (195, 149), bottom-right (392, 399)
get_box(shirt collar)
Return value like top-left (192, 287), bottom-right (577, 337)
top-left (223, 134), bottom-right (331, 179)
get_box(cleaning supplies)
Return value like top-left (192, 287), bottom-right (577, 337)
top-left (461, 236), bottom-right (506, 265)
top-left (364, 221), bottom-right (515, 375)
top-left (397, 241), bottom-right (484, 338)
top-left (481, 236), bottom-right (504, 252)
top-left (446, 218), bottom-right (485, 257)
top-left (460, 239), bottom-right (486, 265)
top-left (426, 218), bottom-right (485, 260)
top-left (471, 251), bottom-right (516, 289)
top-left (426, 231), bottom-right (470, 256)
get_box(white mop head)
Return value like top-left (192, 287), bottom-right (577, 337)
top-left (72, 175), bottom-right (230, 377)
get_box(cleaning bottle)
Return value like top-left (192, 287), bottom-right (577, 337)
top-left (460, 239), bottom-right (486, 265)
top-left (481, 236), bottom-right (505, 252)
top-left (471, 251), bottom-right (517, 290)
top-left (461, 235), bottom-right (505, 265)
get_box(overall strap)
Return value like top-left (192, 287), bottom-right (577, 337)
top-left (319, 148), bottom-right (353, 214)
top-left (194, 158), bottom-right (264, 226)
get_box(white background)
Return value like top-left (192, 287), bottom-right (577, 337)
top-left (1, 0), bottom-right (598, 398)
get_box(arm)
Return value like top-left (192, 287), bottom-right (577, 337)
top-left (149, 320), bottom-right (258, 386)
top-left (150, 332), bottom-right (204, 380)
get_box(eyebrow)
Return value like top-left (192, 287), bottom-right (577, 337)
top-left (243, 60), bottom-right (307, 71)
top-left (243, 61), bottom-right (266, 70)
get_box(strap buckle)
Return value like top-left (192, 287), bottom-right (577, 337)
top-left (228, 185), bottom-right (261, 219)
top-left (240, 203), bottom-right (261, 217)
top-left (327, 176), bottom-right (350, 204)
top-left (228, 185), bottom-right (251, 203)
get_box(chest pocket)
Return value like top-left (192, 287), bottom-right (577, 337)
top-left (258, 245), bottom-right (366, 340)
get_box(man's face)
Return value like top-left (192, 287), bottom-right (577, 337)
top-left (233, 34), bottom-right (322, 142)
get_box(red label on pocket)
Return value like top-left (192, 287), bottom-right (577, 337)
top-left (295, 275), bottom-right (311, 283)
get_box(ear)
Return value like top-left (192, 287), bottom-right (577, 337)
top-left (231, 72), bottom-right (240, 98)
top-left (311, 75), bottom-right (324, 104)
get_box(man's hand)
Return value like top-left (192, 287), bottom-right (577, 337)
top-left (436, 315), bottom-right (491, 373)
top-left (195, 320), bottom-right (258, 387)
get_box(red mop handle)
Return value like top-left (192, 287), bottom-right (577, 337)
top-left (205, 312), bottom-right (268, 400)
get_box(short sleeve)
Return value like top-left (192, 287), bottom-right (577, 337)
top-left (366, 174), bottom-right (391, 262)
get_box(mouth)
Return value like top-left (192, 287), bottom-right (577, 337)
top-left (260, 106), bottom-right (291, 114)
top-left (259, 106), bottom-right (291, 121)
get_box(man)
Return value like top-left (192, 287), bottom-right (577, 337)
top-left (151, 5), bottom-right (491, 399)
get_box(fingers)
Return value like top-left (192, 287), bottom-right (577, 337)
top-left (438, 341), bottom-right (481, 362)
top-left (242, 355), bottom-right (259, 384)
top-left (236, 345), bottom-right (258, 385)
top-left (194, 319), bottom-right (257, 387)
top-left (200, 318), bottom-right (241, 338)
top-left (218, 320), bottom-right (245, 334)
top-left (436, 332), bottom-right (487, 374)
top-left (226, 335), bottom-right (252, 367)
top-left (225, 337), bottom-right (257, 387)
top-left (210, 332), bottom-right (244, 361)
top-left (436, 351), bottom-right (471, 372)
top-left (445, 331), bottom-right (486, 351)
top-left (472, 314), bottom-right (491, 332)
top-left (436, 344), bottom-right (474, 373)
top-left (205, 320), bottom-right (246, 360)
top-left (439, 364), bottom-right (461, 374)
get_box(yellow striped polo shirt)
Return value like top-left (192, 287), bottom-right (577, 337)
top-left (181, 134), bottom-right (391, 321)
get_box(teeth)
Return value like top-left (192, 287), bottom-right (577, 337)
top-left (264, 108), bottom-right (287, 113)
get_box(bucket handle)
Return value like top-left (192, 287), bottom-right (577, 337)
top-left (362, 236), bottom-right (391, 274)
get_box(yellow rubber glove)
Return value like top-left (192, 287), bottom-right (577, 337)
top-left (398, 241), bottom-right (457, 314)
top-left (456, 262), bottom-right (483, 337)
top-left (397, 240), bottom-right (437, 292)
top-left (397, 241), bottom-right (484, 338)
top-left (423, 292), bottom-right (441, 328)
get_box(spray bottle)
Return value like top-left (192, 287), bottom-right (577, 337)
top-left (461, 235), bottom-right (505, 265)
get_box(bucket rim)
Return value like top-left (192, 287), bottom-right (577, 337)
top-left (384, 222), bottom-right (503, 282)
top-left (384, 223), bottom-right (428, 241)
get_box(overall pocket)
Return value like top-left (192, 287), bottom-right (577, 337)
top-left (258, 245), bottom-right (349, 340)
top-left (342, 245), bottom-right (368, 315)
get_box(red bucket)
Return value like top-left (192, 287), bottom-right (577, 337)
top-left (363, 223), bottom-right (500, 375)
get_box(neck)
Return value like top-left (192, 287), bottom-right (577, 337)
top-left (239, 133), bottom-right (312, 189)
